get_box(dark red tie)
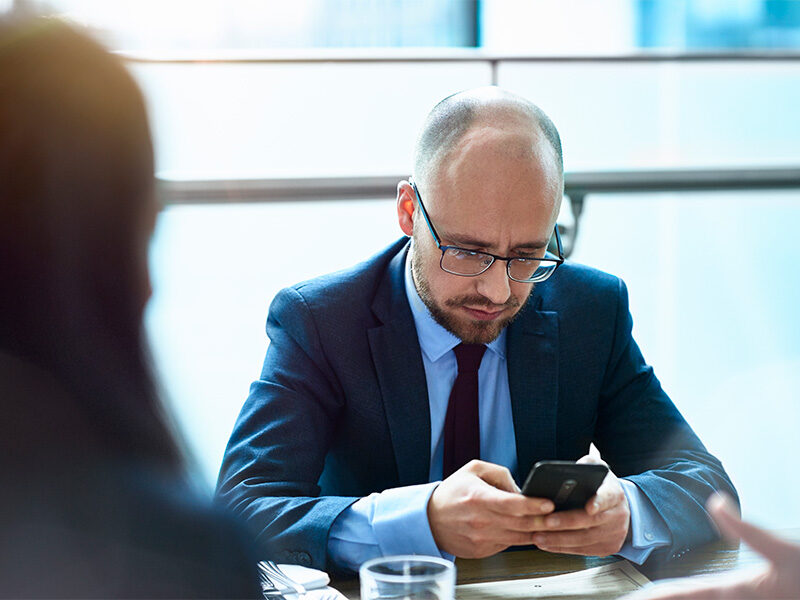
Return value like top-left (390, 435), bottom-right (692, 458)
top-left (442, 343), bottom-right (487, 478)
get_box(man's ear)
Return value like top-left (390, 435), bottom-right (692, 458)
top-left (396, 180), bottom-right (416, 237)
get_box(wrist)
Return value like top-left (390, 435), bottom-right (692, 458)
top-left (426, 481), bottom-right (444, 544)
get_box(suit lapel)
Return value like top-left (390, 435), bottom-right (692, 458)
top-left (507, 303), bottom-right (560, 481)
top-left (367, 242), bottom-right (431, 486)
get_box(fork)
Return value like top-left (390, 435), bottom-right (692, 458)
top-left (258, 568), bottom-right (286, 599)
top-left (258, 560), bottom-right (307, 598)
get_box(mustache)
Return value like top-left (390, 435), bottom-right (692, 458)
top-left (444, 295), bottom-right (521, 310)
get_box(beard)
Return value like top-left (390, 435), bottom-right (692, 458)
top-left (411, 256), bottom-right (532, 345)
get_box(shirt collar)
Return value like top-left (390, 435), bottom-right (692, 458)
top-left (404, 244), bottom-right (507, 363)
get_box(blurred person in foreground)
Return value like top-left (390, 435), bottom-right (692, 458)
top-left (0, 17), bottom-right (260, 597)
top-left (625, 493), bottom-right (800, 600)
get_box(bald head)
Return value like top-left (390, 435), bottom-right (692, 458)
top-left (412, 87), bottom-right (563, 197)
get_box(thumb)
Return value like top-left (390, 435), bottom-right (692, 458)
top-left (473, 462), bottom-right (521, 493)
top-left (708, 493), bottom-right (796, 563)
top-left (577, 453), bottom-right (608, 467)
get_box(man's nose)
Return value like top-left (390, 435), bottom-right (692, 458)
top-left (475, 259), bottom-right (511, 306)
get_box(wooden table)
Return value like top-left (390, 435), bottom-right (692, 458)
top-left (333, 528), bottom-right (800, 599)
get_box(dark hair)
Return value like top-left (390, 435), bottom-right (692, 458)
top-left (0, 17), bottom-right (183, 470)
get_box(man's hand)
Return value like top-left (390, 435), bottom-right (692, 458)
top-left (623, 493), bottom-right (800, 600)
top-left (530, 455), bottom-right (631, 557)
top-left (427, 460), bottom-right (555, 558)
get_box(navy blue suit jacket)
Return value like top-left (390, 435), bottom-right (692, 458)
top-left (216, 238), bottom-right (737, 571)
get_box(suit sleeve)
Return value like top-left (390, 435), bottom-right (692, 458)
top-left (594, 278), bottom-right (738, 563)
top-left (215, 286), bottom-right (358, 571)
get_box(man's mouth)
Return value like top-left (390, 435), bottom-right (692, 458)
top-left (462, 306), bottom-right (506, 321)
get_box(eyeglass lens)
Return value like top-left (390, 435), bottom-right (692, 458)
top-left (440, 248), bottom-right (558, 282)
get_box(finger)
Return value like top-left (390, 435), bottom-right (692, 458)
top-left (575, 455), bottom-right (617, 516)
top-left (537, 508), bottom-right (600, 531)
top-left (587, 476), bottom-right (625, 516)
top-left (494, 512), bottom-right (549, 533)
top-left (577, 454), bottom-right (607, 467)
top-left (534, 504), bottom-right (628, 547)
top-left (472, 461), bottom-right (521, 494)
top-left (488, 492), bottom-right (555, 518)
top-left (476, 481), bottom-right (554, 517)
top-left (497, 507), bottom-right (591, 534)
top-left (707, 493), bottom-right (797, 562)
top-left (474, 507), bottom-right (553, 534)
top-left (498, 528), bottom-right (549, 547)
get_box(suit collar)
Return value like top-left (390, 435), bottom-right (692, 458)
top-left (369, 238), bottom-right (411, 325)
top-left (506, 288), bottom-right (560, 481)
top-left (367, 239), bottom-right (432, 486)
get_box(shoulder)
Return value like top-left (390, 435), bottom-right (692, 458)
top-left (530, 262), bottom-right (629, 330)
top-left (534, 261), bottom-right (626, 314)
top-left (271, 237), bottom-right (408, 316)
top-left (525, 262), bottom-right (642, 359)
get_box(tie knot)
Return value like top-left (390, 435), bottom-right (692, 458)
top-left (453, 343), bottom-right (487, 374)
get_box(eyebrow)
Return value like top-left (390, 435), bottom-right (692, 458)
top-left (444, 232), bottom-right (550, 252)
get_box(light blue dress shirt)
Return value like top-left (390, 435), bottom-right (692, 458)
top-left (328, 250), bottom-right (670, 572)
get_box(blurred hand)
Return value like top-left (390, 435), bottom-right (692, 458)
top-left (427, 460), bottom-right (555, 558)
top-left (623, 493), bottom-right (800, 599)
top-left (530, 454), bottom-right (631, 557)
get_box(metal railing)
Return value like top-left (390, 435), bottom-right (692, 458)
top-left (157, 166), bottom-right (800, 205)
top-left (125, 48), bottom-right (800, 86)
top-left (157, 165), bottom-right (800, 258)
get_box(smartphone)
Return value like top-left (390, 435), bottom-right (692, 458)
top-left (521, 460), bottom-right (608, 511)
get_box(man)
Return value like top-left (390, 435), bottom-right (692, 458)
top-left (217, 87), bottom-right (737, 573)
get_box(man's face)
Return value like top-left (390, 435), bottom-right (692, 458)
top-left (403, 125), bottom-right (561, 345)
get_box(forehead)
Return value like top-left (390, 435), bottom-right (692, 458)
top-left (425, 125), bottom-right (561, 248)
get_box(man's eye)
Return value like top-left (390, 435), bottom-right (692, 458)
top-left (452, 249), bottom-right (480, 258)
top-left (515, 251), bottom-right (545, 261)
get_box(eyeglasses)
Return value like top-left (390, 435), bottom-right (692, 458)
top-left (410, 180), bottom-right (564, 284)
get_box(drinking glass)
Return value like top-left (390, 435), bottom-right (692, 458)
top-left (359, 555), bottom-right (455, 600)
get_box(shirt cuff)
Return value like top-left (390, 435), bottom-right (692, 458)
top-left (371, 481), bottom-right (446, 557)
top-left (328, 482), bottom-right (450, 572)
top-left (616, 478), bottom-right (671, 564)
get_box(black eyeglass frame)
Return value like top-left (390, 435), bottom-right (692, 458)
top-left (410, 180), bottom-right (565, 283)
